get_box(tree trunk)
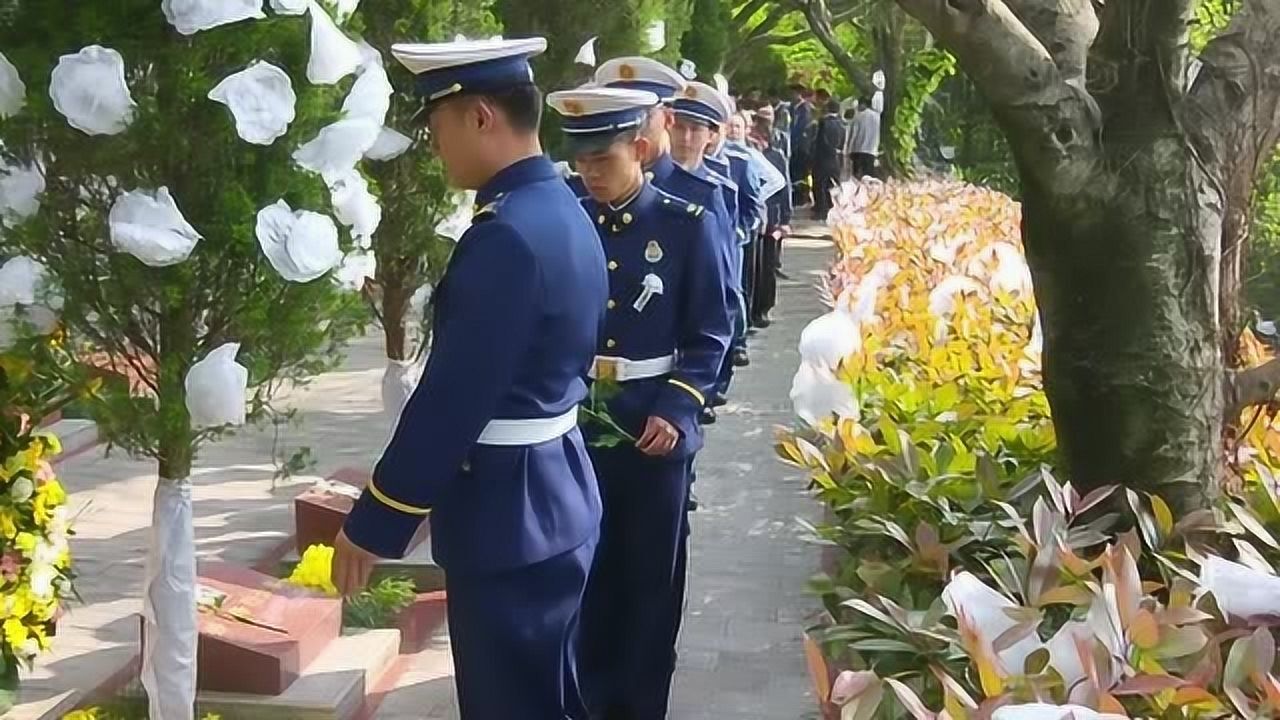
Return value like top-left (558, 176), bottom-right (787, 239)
top-left (381, 280), bottom-right (412, 363)
top-left (1017, 135), bottom-right (1224, 515)
top-left (143, 310), bottom-right (198, 720)
top-left (873, 13), bottom-right (906, 176)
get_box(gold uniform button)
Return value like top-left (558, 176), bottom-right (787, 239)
top-left (598, 214), bottom-right (606, 225)
top-left (608, 260), bottom-right (618, 270)
top-left (622, 212), bottom-right (633, 225)
top-left (644, 171), bottom-right (654, 180)
top-left (606, 339), bottom-right (617, 349)
top-left (607, 299), bottom-right (617, 309)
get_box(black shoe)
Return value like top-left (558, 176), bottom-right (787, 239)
top-left (775, 268), bottom-right (790, 280)
top-left (752, 315), bottom-right (772, 328)
top-left (687, 495), bottom-right (700, 512)
top-left (746, 327), bottom-right (759, 336)
top-left (699, 407), bottom-right (717, 425)
top-left (712, 393), bottom-right (728, 407)
top-left (732, 348), bottom-right (750, 367)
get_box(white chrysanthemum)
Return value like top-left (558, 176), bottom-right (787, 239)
top-left (293, 118), bottom-right (380, 177)
top-left (185, 343), bottom-right (249, 428)
top-left (328, 170), bottom-right (381, 243)
top-left (162, 0), bottom-right (265, 35)
top-left (49, 45), bottom-right (136, 135)
top-left (109, 188), bottom-right (202, 267)
top-left (208, 61), bottom-right (297, 145)
top-left (365, 127), bottom-right (414, 161)
top-left (8, 477), bottom-right (33, 503)
top-left (789, 363), bottom-right (858, 428)
top-left (0, 51), bottom-right (25, 118)
top-left (255, 200), bottom-right (342, 282)
top-left (306, 0), bottom-right (361, 85)
top-left (0, 160), bottom-right (44, 226)
top-left (29, 565), bottom-right (57, 600)
top-left (798, 310), bottom-right (860, 371)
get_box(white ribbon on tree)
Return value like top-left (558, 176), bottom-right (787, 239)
top-left (0, 160), bottom-right (45, 226)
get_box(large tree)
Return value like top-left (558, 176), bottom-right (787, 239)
top-left (891, 0), bottom-right (1280, 513)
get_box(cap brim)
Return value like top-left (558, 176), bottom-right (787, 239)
top-left (563, 132), bottom-right (628, 156)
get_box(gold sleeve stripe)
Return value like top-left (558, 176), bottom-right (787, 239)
top-left (367, 480), bottom-right (431, 516)
top-left (668, 378), bottom-right (705, 406)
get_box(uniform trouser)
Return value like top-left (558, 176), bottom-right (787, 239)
top-left (742, 238), bottom-right (760, 326)
top-left (813, 166), bottom-right (839, 217)
top-left (447, 536), bottom-right (597, 720)
top-left (580, 445), bottom-right (691, 720)
top-left (754, 232), bottom-right (781, 320)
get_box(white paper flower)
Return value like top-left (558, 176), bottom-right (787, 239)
top-left (333, 0), bottom-right (360, 21)
top-left (29, 565), bottom-right (57, 600)
top-left (49, 46), bottom-right (136, 135)
top-left (342, 63), bottom-right (392, 126)
top-left (0, 51), bottom-right (25, 118)
top-left (789, 363), bottom-right (858, 427)
top-left (162, 0), bottom-right (265, 35)
top-left (1201, 554), bottom-right (1280, 622)
top-left (365, 127), bottom-right (413, 161)
top-left (208, 61), bottom-right (297, 145)
top-left (269, 0), bottom-right (307, 14)
top-left (8, 477), bottom-right (33, 503)
top-left (109, 188), bottom-right (202, 267)
top-left (0, 256), bottom-right (47, 306)
top-left (798, 310), bottom-right (860, 371)
top-left (293, 118), bottom-right (380, 177)
top-left (328, 170), bottom-right (381, 242)
top-left (185, 342), bottom-right (249, 428)
top-left (992, 704), bottom-right (1127, 720)
top-left (943, 572), bottom-right (1042, 673)
top-left (334, 250), bottom-right (375, 290)
top-left (255, 200), bottom-right (342, 282)
top-left (307, 0), bottom-right (362, 85)
top-left (435, 191), bottom-right (476, 242)
top-left (0, 161), bottom-right (44, 226)
top-left (928, 274), bottom-right (984, 318)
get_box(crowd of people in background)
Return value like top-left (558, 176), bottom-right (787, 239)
top-left (733, 83), bottom-right (882, 221)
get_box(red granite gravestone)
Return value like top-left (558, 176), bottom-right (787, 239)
top-left (294, 467), bottom-right (429, 556)
top-left (140, 563), bottom-right (342, 695)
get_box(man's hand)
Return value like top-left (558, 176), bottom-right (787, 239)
top-left (779, 224), bottom-right (792, 237)
top-left (636, 416), bottom-right (680, 457)
top-left (332, 529), bottom-right (379, 596)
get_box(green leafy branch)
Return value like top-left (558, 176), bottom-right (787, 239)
top-left (580, 379), bottom-right (637, 449)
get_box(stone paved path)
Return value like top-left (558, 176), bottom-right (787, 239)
top-left (375, 230), bottom-right (832, 720)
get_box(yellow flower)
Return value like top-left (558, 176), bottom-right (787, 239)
top-left (4, 616), bottom-right (29, 648)
top-left (30, 622), bottom-right (49, 650)
top-left (15, 531), bottom-right (36, 554)
top-left (285, 544), bottom-right (338, 596)
top-left (8, 588), bottom-right (33, 620)
top-left (0, 508), bottom-right (18, 539)
top-left (33, 432), bottom-right (62, 457)
top-left (33, 480), bottom-right (67, 525)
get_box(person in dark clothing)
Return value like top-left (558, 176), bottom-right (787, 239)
top-left (749, 107), bottom-right (791, 328)
top-left (811, 99), bottom-right (845, 218)
top-left (787, 84), bottom-right (814, 207)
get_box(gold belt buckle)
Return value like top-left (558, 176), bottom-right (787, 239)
top-left (595, 357), bottom-right (620, 382)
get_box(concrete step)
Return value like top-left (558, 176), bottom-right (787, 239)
top-left (198, 628), bottom-right (401, 720)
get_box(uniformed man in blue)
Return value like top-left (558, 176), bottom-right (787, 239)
top-left (331, 37), bottom-right (609, 720)
top-left (547, 86), bottom-right (732, 720)
top-left (592, 58), bottom-right (738, 425)
top-left (703, 92), bottom-right (764, 400)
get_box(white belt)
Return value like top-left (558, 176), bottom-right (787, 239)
top-left (589, 354), bottom-right (675, 382)
top-left (476, 407), bottom-right (579, 446)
